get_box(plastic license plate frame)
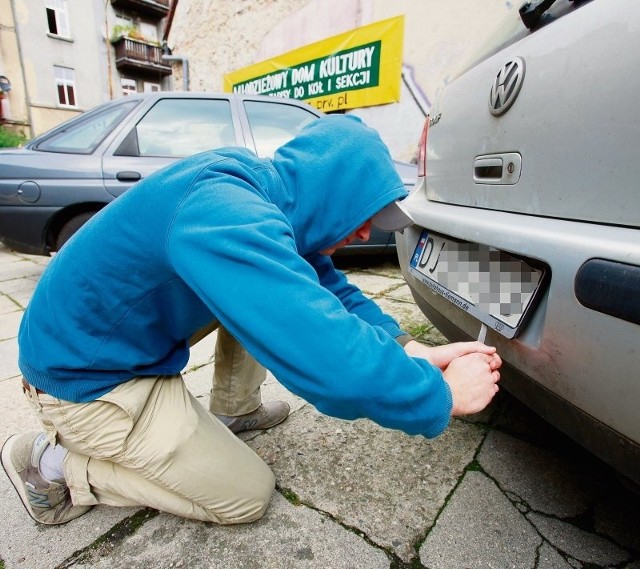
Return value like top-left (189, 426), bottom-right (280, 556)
top-left (409, 230), bottom-right (547, 339)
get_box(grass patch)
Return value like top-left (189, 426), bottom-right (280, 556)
top-left (465, 459), bottom-right (483, 472)
top-left (0, 126), bottom-right (27, 148)
top-left (404, 322), bottom-right (447, 346)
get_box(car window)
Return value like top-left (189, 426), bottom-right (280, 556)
top-left (135, 98), bottom-right (235, 157)
top-left (243, 101), bottom-right (318, 158)
top-left (35, 100), bottom-right (138, 154)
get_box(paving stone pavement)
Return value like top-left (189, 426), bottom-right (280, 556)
top-left (0, 243), bottom-right (638, 569)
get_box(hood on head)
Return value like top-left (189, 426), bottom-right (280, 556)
top-left (271, 114), bottom-right (407, 255)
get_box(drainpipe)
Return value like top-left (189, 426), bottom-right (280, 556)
top-left (161, 0), bottom-right (186, 91)
top-left (161, 54), bottom-right (189, 91)
top-left (162, 0), bottom-right (178, 44)
top-left (10, 0), bottom-right (35, 137)
top-left (104, 0), bottom-right (113, 99)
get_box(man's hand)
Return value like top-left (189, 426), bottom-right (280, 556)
top-left (443, 352), bottom-right (501, 416)
top-left (404, 340), bottom-right (498, 370)
top-left (403, 339), bottom-right (502, 416)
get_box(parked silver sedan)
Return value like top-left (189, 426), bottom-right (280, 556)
top-left (397, 0), bottom-right (640, 486)
top-left (0, 92), bottom-right (415, 255)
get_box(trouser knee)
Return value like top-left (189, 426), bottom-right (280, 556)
top-left (211, 467), bottom-right (275, 525)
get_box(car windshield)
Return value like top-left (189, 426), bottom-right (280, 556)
top-left (34, 100), bottom-right (139, 154)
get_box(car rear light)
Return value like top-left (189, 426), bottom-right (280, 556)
top-left (417, 116), bottom-right (429, 178)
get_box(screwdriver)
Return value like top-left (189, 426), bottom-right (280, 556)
top-left (477, 323), bottom-right (488, 344)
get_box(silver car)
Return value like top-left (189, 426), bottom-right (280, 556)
top-left (397, 0), bottom-right (640, 485)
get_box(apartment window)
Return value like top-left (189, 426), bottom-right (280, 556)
top-left (121, 78), bottom-right (138, 96)
top-left (139, 22), bottom-right (158, 42)
top-left (46, 0), bottom-right (70, 37)
top-left (143, 82), bottom-right (160, 93)
top-left (115, 14), bottom-right (133, 28)
top-left (54, 66), bottom-right (76, 106)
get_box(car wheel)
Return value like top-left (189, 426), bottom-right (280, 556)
top-left (55, 212), bottom-right (96, 251)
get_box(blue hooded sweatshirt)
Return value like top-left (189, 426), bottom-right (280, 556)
top-left (18, 115), bottom-right (452, 438)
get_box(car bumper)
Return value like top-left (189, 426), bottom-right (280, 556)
top-left (397, 197), bottom-right (640, 484)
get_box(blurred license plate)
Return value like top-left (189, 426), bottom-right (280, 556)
top-left (409, 231), bottom-right (546, 339)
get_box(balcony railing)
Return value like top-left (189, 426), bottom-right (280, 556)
top-left (110, 0), bottom-right (170, 19)
top-left (112, 37), bottom-right (173, 76)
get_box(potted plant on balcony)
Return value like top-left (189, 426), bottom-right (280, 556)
top-left (110, 24), bottom-right (159, 45)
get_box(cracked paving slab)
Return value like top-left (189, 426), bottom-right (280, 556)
top-left (528, 511), bottom-right (630, 566)
top-left (420, 471), bottom-right (541, 568)
top-left (0, 339), bottom-right (20, 378)
top-left (0, 466), bottom-right (141, 569)
top-left (344, 271), bottom-right (404, 296)
top-left (478, 430), bottom-right (606, 518)
top-left (0, 260), bottom-right (46, 283)
top-left (0, 294), bottom-right (23, 316)
top-left (66, 493), bottom-right (391, 569)
top-left (375, 297), bottom-right (448, 347)
top-left (248, 405), bottom-right (485, 562)
top-left (0, 376), bottom-right (41, 440)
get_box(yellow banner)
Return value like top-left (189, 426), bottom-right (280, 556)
top-left (223, 16), bottom-right (404, 112)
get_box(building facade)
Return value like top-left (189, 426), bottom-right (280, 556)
top-left (109, 0), bottom-right (173, 98)
top-left (2, 0), bottom-right (514, 153)
top-left (167, 0), bottom-right (513, 161)
top-left (0, 0), bottom-right (172, 138)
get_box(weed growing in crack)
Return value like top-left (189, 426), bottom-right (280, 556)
top-left (279, 487), bottom-right (302, 506)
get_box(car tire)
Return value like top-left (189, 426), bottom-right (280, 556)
top-left (55, 212), bottom-right (96, 251)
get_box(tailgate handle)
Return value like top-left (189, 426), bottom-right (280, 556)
top-left (116, 171), bottom-right (142, 182)
top-left (474, 153), bottom-right (521, 185)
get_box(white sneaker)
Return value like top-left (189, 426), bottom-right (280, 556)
top-left (1, 432), bottom-right (92, 525)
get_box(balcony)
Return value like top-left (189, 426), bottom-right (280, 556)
top-left (110, 0), bottom-right (170, 19)
top-left (112, 37), bottom-right (172, 77)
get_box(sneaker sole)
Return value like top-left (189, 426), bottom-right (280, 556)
top-left (1, 434), bottom-right (43, 524)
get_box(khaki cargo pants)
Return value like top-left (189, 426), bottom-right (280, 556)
top-left (22, 325), bottom-right (275, 524)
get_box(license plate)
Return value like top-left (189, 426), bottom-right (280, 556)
top-left (409, 231), bottom-right (546, 339)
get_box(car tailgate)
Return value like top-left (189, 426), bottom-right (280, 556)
top-left (425, 0), bottom-right (640, 229)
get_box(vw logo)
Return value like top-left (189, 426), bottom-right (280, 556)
top-left (489, 57), bottom-right (525, 116)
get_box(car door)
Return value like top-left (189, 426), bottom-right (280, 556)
top-left (102, 96), bottom-right (243, 198)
